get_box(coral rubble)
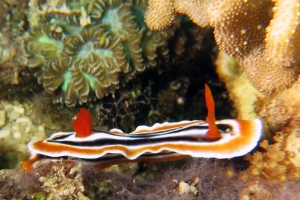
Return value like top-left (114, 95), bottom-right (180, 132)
top-left (0, 0), bottom-right (28, 86)
top-left (25, 0), bottom-right (205, 106)
top-left (1, 158), bottom-right (299, 199)
top-left (0, 161), bottom-right (89, 199)
top-left (0, 159), bottom-right (243, 199)
top-left (0, 99), bottom-right (47, 169)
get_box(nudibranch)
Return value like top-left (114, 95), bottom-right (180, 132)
top-left (22, 85), bottom-right (262, 170)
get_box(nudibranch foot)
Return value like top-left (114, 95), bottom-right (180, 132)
top-left (23, 152), bottom-right (191, 171)
top-left (21, 152), bottom-right (40, 173)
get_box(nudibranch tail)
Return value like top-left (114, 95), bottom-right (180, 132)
top-left (204, 84), bottom-right (220, 140)
top-left (73, 108), bottom-right (92, 137)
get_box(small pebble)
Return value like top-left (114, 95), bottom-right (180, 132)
top-left (178, 181), bottom-right (190, 194)
top-left (178, 181), bottom-right (198, 195)
top-left (14, 105), bottom-right (25, 115)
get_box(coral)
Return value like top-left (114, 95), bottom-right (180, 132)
top-left (278, 109), bottom-right (300, 168)
top-left (0, 0), bottom-right (28, 86)
top-left (144, 0), bottom-right (175, 30)
top-left (174, 0), bottom-right (211, 28)
top-left (36, 161), bottom-right (89, 199)
top-left (145, 0), bottom-right (212, 30)
top-left (0, 100), bottom-right (47, 169)
top-left (240, 132), bottom-right (300, 183)
top-left (284, 116), bottom-right (300, 167)
top-left (239, 178), bottom-right (300, 200)
top-left (238, 129), bottom-right (300, 200)
top-left (241, 0), bottom-right (300, 95)
top-left (215, 51), bottom-right (263, 120)
top-left (145, 0), bottom-right (300, 95)
top-left (91, 40), bottom-right (228, 132)
top-left (0, 161), bottom-right (89, 199)
top-left (25, 0), bottom-right (205, 106)
top-left (258, 77), bottom-right (300, 133)
top-left (1, 159), bottom-right (299, 199)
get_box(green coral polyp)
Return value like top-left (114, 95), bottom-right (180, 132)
top-left (83, 72), bottom-right (100, 91)
top-left (78, 41), bottom-right (113, 60)
top-left (123, 43), bottom-right (131, 61)
top-left (27, 28), bottom-right (64, 73)
top-left (37, 36), bottom-right (63, 59)
top-left (102, 8), bottom-right (123, 35)
top-left (26, 0), bottom-right (204, 106)
top-left (62, 71), bottom-right (72, 92)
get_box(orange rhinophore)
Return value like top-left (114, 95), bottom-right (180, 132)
top-left (73, 108), bottom-right (93, 137)
top-left (204, 84), bottom-right (221, 140)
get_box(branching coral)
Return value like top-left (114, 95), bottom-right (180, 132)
top-left (145, 0), bottom-right (300, 95)
top-left (25, 0), bottom-right (205, 106)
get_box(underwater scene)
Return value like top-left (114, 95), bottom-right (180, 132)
top-left (0, 0), bottom-right (300, 199)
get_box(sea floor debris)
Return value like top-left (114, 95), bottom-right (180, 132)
top-left (1, 158), bottom-right (300, 199)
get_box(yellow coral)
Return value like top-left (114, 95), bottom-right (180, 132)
top-left (144, 0), bottom-right (300, 94)
top-left (145, 0), bottom-right (212, 30)
top-left (241, 132), bottom-right (300, 183)
top-left (265, 0), bottom-right (300, 67)
top-left (174, 0), bottom-right (211, 27)
top-left (144, 0), bottom-right (175, 30)
top-left (244, 0), bottom-right (300, 94)
top-left (212, 0), bottom-right (273, 61)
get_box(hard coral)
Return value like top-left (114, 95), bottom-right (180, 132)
top-left (26, 0), bottom-right (204, 106)
top-left (242, 0), bottom-right (300, 94)
top-left (145, 0), bottom-right (300, 95)
top-left (240, 132), bottom-right (300, 183)
top-left (239, 132), bottom-right (300, 199)
top-left (145, 0), bottom-right (175, 30)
